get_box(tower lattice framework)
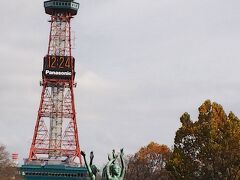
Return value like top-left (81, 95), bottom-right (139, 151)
top-left (28, 1), bottom-right (81, 165)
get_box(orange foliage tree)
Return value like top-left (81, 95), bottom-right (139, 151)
top-left (125, 142), bottom-right (171, 180)
top-left (166, 100), bottom-right (240, 180)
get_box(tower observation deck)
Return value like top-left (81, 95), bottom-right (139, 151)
top-left (44, 0), bottom-right (79, 15)
top-left (20, 0), bottom-right (89, 179)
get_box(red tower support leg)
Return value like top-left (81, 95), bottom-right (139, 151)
top-left (29, 81), bottom-right (82, 165)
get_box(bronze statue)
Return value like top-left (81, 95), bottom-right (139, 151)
top-left (81, 149), bottom-right (125, 180)
top-left (102, 149), bottom-right (125, 180)
top-left (81, 151), bottom-right (99, 180)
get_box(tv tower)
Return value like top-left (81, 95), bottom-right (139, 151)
top-left (28, 0), bottom-right (81, 164)
top-left (20, 1), bottom-right (90, 179)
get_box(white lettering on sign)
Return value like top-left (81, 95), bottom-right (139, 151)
top-left (45, 70), bottom-right (72, 76)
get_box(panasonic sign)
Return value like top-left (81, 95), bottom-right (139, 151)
top-left (45, 70), bottom-right (72, 76)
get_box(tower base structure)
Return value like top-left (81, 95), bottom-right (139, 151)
top-left (20, 163), bottom-right (89, 180)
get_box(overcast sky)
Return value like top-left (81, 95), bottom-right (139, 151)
top-left (1, 0), bottom-right (240, 166)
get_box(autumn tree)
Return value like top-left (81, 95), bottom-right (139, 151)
top-left (125, 142), bottom-right (171, 180)
top-left (166, 100), bottom-right (240, 180)
top-left (0, 144), bottom-right (22, 180)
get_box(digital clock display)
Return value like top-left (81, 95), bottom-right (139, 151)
top-left (42, 55), bottom-right (75, 79)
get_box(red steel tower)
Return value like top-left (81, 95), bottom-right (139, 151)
top-left (28, 0), bottom-right (82, 165)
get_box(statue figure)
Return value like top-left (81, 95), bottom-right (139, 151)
top-left (81, 151), bottom-right (99, 180)
top-left (102, 149), bottom-right (125, 180)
